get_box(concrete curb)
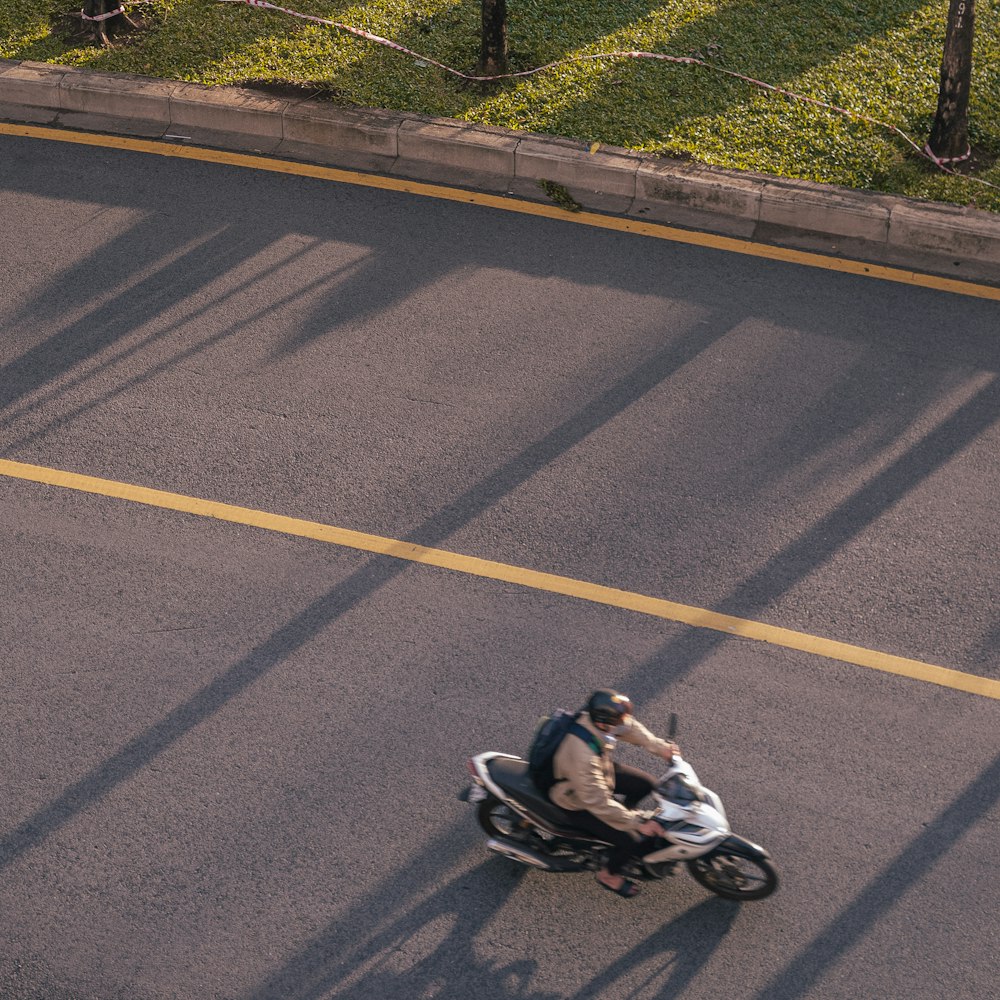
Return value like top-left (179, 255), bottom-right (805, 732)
top-left (3, 58), bottom-right (1000, 270)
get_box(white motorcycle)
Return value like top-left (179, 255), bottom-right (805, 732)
top-left (460, 718), bottom-right (777, 901)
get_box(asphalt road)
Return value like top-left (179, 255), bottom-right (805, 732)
top-left (0, 133), bottom-right (998, 1000)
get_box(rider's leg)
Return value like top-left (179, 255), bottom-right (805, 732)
top-left (564, 810), bottom-right (644, 889)
top-left (612, 762), bottom-right (657, 809)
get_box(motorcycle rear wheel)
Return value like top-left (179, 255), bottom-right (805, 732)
top-left (686, 852), bottom-right (777, 900)
top-left (477, 796), bottom-right (525, 839)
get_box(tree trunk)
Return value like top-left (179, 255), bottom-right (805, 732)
top-left (927, 0), bottom-right (975, 162)
top-left (480, 0), bottom-right (508, 77)
top-left (82, 0), bottom-right (134, 46)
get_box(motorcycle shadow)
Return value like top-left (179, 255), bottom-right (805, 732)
top-left (248, 852), bottom-right (739, 1000)
top-left (569, 894), bottom-right (740, 1000)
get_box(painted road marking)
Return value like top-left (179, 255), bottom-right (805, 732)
top-left (3, 122), bottom-right (1000, 303)
top-left (2, 458), bottom-right (998, 701)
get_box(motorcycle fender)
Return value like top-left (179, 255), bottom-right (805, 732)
top-left (711, 834), bottom-right (771, 861)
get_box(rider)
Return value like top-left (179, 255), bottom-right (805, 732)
top-left (549, 689), bottom-right (679, 898)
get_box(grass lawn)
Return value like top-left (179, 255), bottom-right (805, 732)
top-left (2, 0), bottom-right (999, 211)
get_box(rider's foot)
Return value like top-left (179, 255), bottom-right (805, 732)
top-left (596, 871), bottom-right (641, 898)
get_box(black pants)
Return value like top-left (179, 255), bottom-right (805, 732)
top-left (565, 763), bottom-right (657, 875)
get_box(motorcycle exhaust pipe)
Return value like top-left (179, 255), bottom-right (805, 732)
top-left (486, 838), bottom-right (582, 872)
top-left (486, 838), bottom-right (556, 869)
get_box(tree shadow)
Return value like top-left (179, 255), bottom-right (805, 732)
top-left (618, 369), bottom-right (1000, 703)
top-left (8, 0), bottom-right (931, 146)
top-left (0, 215), bottom-right (324, 422)
top-left (3, 189), bottom-right (997, 880)
top-left (0, 313), bottom-right (726, 873)
top-left (4, 125), bottom-right (999, 925)
top-left (373, 0), bottom-right (666, 98)
top-left (717, 373), bottom-right (1000, 630)
top-left (10, 0), bottom-right (667, 92)
top-left (4, 132), bottom-right (999, 448)
top-left (11, 0), bottom-right (357, 78)
top-left (0, 237), bottom-right (371, 450)
top-left (753, 748), bottom-right (1000, 999)
top-left (968, 618), bottom-right (1000, 671)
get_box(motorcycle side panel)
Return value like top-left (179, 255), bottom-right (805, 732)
top-left (643, 836), bottom-right (726, 863)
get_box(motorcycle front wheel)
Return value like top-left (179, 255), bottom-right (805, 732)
top-left (686, 852), bottom-right (777, 900)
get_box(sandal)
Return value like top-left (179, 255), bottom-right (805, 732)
top-left (597, 876), bottom-right (641, 898)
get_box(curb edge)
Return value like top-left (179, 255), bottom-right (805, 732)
top-left (2, 58), bottom-right (1000, 268)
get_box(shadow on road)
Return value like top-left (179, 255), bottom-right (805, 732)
top-left (242, 851), bottom-right (738, 1000)
top-left (618, 372), bottom-right (1000, 703)
top-left (245, 858), bottom-right (543, 1000)
top-left (753, 748), bottom-right (1000, 999)
top-left (2, 130), bottom-right (999, 999)
top-left (565, 897), bottom-right (739, 1000)
top-left (0, 315), bottom-right (724, 872)
top-left (4, 201), bottom-right (999, 877)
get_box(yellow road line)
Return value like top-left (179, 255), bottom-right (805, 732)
top-left (3, 121), bottom-right (1000, 303)
top-left (2, 457), bottom-right (998, 701)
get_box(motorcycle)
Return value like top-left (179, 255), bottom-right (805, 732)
top-left (459, 716), bottom-right (777, 901)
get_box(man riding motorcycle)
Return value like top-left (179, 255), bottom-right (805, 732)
top-left (548, 690), bottom-right (679, 898)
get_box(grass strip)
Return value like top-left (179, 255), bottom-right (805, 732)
top-left (2, 0), bottom-right (998, 210)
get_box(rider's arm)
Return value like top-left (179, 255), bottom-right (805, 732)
top-left (619, 716), bottom-right (677, 758)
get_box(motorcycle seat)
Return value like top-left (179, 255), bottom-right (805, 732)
top-left (486, 757), bottom-right (598, 837)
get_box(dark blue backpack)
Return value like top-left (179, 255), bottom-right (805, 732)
top-left (527, 709), bottom-right (604, 793)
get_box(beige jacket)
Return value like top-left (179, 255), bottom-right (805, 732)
top-left (548, 712), bottom-right (672, 834)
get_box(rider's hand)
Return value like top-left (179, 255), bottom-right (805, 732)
top-left (638, 819), bottom-right (664, 837)
top-left (660, 742), bottom-right (679, 760)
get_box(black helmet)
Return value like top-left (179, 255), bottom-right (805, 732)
top-left (586, 689), bottom-right (634, 727)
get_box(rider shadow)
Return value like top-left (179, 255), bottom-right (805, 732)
top-left (246, 858), bottom-right (555, 1000)
top-left (247, 853), bottom-right (738, 1000)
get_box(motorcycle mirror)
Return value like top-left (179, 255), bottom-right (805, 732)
top-left (667, 712), bottom-right (678, 738)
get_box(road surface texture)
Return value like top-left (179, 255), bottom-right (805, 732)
top-left (1, 133), bottom-right (998, 1000)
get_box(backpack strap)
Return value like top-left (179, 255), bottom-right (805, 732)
top-left (568, 721), bottom-right (604, 756)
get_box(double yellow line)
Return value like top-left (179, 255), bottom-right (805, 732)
top-left (2, 458), bottom-right (997, 701)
